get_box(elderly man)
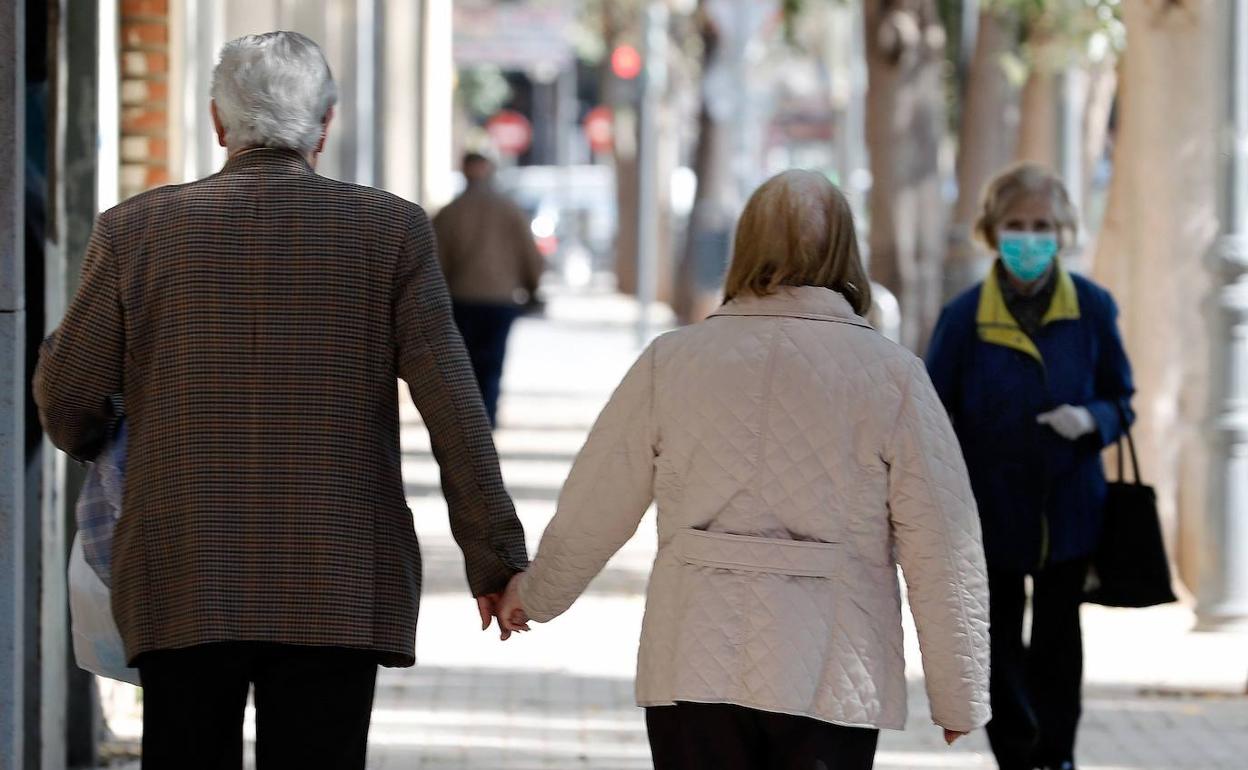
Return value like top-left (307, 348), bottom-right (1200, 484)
top-left (34, 32), bottom-right (527, 769)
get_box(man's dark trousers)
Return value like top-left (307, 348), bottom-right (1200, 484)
top-left (986, 558), bottom-right (1088, 770)
top-left (452, 300), bottom-right (522, 426)
top-left (137, 642), bottom-right (377, 770)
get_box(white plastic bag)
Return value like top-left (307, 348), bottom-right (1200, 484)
top-left (68, 532), bottom-right (140, 685)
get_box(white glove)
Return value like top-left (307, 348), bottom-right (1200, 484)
top-left (1036, 405), bottom-right (1097, 441)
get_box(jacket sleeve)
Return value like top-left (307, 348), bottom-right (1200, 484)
top-left (430, 207), bottom-right (454, 280)
top-left (884, 356), bottom-right (992, 733)
top-left (512, 204), bottom-right (545, 297)
top-left (1082, 292), bottom-right (1136, 448)
top-left (393, 207), bottom-right (528, 596)
top-left (519, 343), bottom-right (657, 623)
top-left (33, 212), bottom-right (125, 461)
top-left (923, 306), bottom-right (965, 425)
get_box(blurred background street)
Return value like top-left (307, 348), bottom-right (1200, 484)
top-left (4, 0), bottom-right (1248, 768)
top-left (87, 290), bottom-right (1248, 770)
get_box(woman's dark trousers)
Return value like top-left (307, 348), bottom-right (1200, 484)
top-left (986, 558), bottom-right (1088, 770)
top-left (451, 300), bottom-right (522, 427)
top-left (647, 701), bottom-right (879, 769)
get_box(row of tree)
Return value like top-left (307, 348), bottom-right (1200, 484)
top-left (585, 0), bottom-right (1218, 590)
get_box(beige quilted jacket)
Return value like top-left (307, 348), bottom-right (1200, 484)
top-left (520, 286), bottom-right (991, 732)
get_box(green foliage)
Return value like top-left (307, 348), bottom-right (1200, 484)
top-left (990, 0), bottom-right (1126, 66)
top-left (457, 67), bottom-right (513, 121)
top-left (780, 0), bottom-right (848, 45)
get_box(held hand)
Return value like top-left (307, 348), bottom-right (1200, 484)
top-left (1036, 405), bottom-right (1096, 441)
top-left (497, 573), bottom-right (531, 635)
top-left (943, 729), bottom-right (968, 746)
top-left (476, 594), bottom-right (514, 641)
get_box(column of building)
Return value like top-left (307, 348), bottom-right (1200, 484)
top-left (1198, 0), bottom-right (1248, 632)
top-left (1, 0), bottom-right (29, 764)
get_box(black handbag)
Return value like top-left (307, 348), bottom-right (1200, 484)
top-left (1084, 408), bottom-right (1178, 607)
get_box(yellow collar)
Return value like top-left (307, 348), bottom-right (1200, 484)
top-left (976, 267), bottom-right (1080, 362)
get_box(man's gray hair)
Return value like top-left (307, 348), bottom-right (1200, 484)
top-left (211, 31), bottom-right (338, 154)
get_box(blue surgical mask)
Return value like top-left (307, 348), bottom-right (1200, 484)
top-left (998, 231), bottom-right (1059, 283)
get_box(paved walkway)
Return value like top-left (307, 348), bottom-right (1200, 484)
top-left (98, 290), bottom-right (1248, 769)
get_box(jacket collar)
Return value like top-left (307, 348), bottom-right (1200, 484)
top-left (976, 264), bottom-right (1081, 362)
top-left (709, 286), bottom-right (874, 329)
top-left (219, 147), bottom-right (314, 176)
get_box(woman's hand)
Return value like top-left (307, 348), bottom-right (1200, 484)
top-left (1036, 404), bottom-right (1096, 441)
top-left (497, 573), bottom-right (531, 636)
top-left (943, 729), bottom-right (968, 746)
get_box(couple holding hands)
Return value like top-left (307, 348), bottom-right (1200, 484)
top-left (38, 29), bottom-right (1130, 770)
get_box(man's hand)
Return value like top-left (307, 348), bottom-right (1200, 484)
top-left (497, 573), bottom-right (530, 635)
top-left (476, 593), bottom-right (519, 641)
top-left (476, 594), bottom-right (511, 641)
top-left (943, 729), bottom-right (968, 746)
top-left (1036, 404), bottom-right (1096, 441)
top-left (477, 574), bottom-right (531, 641)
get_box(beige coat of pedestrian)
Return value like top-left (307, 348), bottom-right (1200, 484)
top-left (519, 286), bottom-right (992, 732)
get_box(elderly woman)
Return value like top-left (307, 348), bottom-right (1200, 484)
top-left (925, 165), bottom-right (1134, 770)
top-left (499, 171), bottom-right (991, 769)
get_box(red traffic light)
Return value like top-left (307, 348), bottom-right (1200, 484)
top-left (611, 44), bottom-right (642, 81)
top-left (584, 106), bottom-right (613, 154)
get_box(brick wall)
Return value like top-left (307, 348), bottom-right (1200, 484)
top-left (119, 0), bottom-right (170, 199)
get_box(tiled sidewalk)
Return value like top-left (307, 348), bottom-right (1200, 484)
top-left (97, 291), bottom-right (1248, 769)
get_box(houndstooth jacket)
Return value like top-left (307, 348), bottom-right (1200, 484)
top-left (34, 148), bottom-right (529, 667)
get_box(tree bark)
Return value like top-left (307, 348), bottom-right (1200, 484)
top-left (604, 4), bottom-right (642, 295)
top-left (613, 107), bottom-right (641, 295)
top-left (864, 0), bottom-right (949, 351)
top-left (1015, 40), bottom-right (1060, 167)
top-left (1080, 56), bottom-right (1117, 217)
top-left (1091, 0), bottom-right (1218, 592)
top-left (674, 8), bottom-right (734, 323)
top-left (946, 8), bottom-right (1019, 301)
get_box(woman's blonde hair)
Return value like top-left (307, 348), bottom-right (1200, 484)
top-left (723, 170), bottom-right (872, 316)
top-left (974, 163), bottom-right (1079, 250)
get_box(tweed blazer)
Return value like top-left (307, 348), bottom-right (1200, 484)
top-left (34, 148), bottom-right (529, 667)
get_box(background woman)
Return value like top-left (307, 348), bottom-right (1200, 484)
top-left (925, 164), bottom-right (1135, 770)
top-left (500, 170), bottom-right (991, 770)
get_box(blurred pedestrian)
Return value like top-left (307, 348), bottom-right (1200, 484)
top-left (925, 164), bottom-right (1135, 770)
top-left (498, 170), bottom-right (992, 770)
top-left (433, 152), bottom-right (545, 426)
top-left (34, 32), bottom-right (527, 770)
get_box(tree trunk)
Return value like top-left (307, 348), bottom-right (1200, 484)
top-left (656, 94), bottom-right (679, 305)
top-left (613, 107), bottom-right (641, 295)
top-left (946, 8), bottom-right (1019, 301)
top-left (1015, 41), bottom-right (1060, 167)
top-left (1091, 0), bottom-right (1219, 593)
top-left (604, 4), bottom-right (642, 295)
top-left (864, 0), bottom-right (949, 351)
top-left (674, 9), bottom-right (734, 323)
top-left (1080, 56), bottom-right (1117, 219)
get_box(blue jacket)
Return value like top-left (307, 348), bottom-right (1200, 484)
top-left (926, 267), bottom-right (1135, 572)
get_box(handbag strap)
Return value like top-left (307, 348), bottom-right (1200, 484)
top-left (1115, 401), bottom-right (1141, 484)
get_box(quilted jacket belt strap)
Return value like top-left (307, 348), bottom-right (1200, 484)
top-left (674, 530), bottom-right (840, 578)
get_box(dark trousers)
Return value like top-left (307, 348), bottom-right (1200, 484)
top-left (137, 642), bottom-right (378, 770)
top-left (646, 702), bottom-right (879, 770)
top-left (451, 300), bottom-right (522, 427)
top-left (986, 559), bottom-right (1087, 770)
